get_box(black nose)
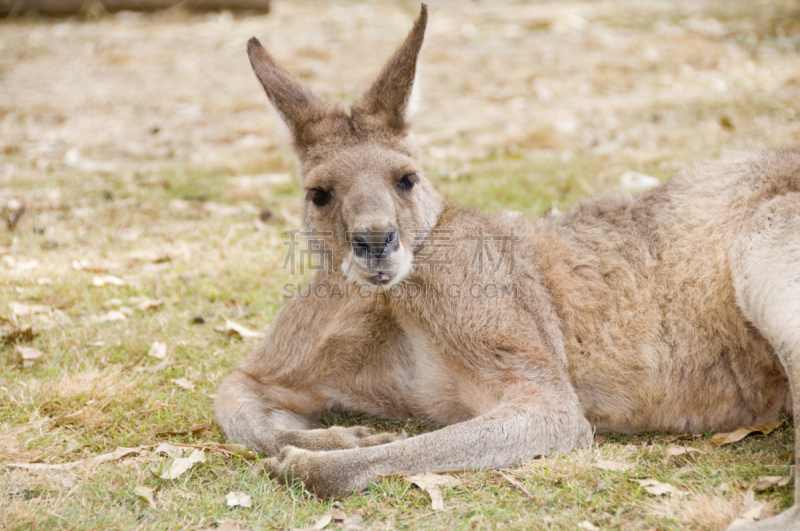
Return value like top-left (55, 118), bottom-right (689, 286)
top-left (351, 228), bottom-right (399, 259)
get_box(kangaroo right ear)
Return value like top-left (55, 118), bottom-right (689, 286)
top-left (351, 4), bottom-right (428, 133)
top-left (247, 38), bottom-right (335, 155)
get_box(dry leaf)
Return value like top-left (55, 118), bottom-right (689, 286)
top-left (577, 521), bottom-right (599, 531)
top-left (620, 171), bottom-right (660, 193)
top-left (663, 446), bottom-right (704, 465)
top-left (134, 485), bottom-right (156, 508)
top-left (204, 202), bottom-right (242, 217)
top-left (226, 491), bottom-right (252, 508)
top-left (156, 425), bottom-right (206, 437)
top-left (7, 446), bottom-right (144, 471)
top-left (155, 442), bottom-right (183, 458)
top-left (148, 341), bottom-right (167, 360)
top-left (312, 514), bottom-right (333, 530)
top-left (214, 319), bottom-right (265, 339)
top-left (10, 302), bottom-right (51, 317)
top-left (92, 275), bottom-right (126, 287)
top-left (407, 472), bottom-right (464, 511)
top-left (171, 377), bottom-right (195, 391)
top-left (710, 421), bottom-right (782, 446)
top-left (17, 344), bottom-right (43, 367)
top-left (168, 199), bottom-right (190, 212)
top-left (1, 326), bottom-right (37, 344)
top-left (136, 356), bottom-right (172, 373)
top-left (216, 519), bottom-right (251, 531)
top-left (727, 491), bottom-right (766, 528)
top-left (220, 443), bottom-right (257, 460)
top-left (138, 298), bottom-right (164, 311)
top-left (159, 449), bottom-right (205, 480)
top-left (594, 459), bottom-right (634, 471)
top-left (753, 476), bottom-right (791, 491)
top-left (633, 478), bottom-right (688, 497)
top-left (58, 476), bottom-right (77, 489)
top-left (91, 311), bottom-right (127, 323)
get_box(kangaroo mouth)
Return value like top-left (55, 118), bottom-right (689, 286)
top-left (372, 272), bottom-right (392, 285)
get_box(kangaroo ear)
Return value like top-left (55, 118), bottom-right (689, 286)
top-left (352, 4), bottom-right (428, 132)
top-left (247, 38), bottom-right (336, 155)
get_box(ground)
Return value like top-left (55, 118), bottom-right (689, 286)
top-left (1, 0), bottom-right (800, 529)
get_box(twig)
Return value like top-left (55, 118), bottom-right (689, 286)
top-left (171, 443), bottom-right (235, 457)
top-left (493, 469), bottom-right (537, 501)
top-left (120, 351), bottom-right (147, 372)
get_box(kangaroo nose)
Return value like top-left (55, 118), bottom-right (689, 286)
top-left (352, 228), bottom-right (399, 259)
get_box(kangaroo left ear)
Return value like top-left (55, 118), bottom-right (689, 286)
top-left (352, 4), bottom-right (428, 132)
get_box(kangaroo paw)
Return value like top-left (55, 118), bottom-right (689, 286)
top-left (281, 425), bottom-right (403, 452)
top-left (263, 445), bottom-right (377, 499)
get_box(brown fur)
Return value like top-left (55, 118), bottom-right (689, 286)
top-left (216, 6), bottom-right (800, 528)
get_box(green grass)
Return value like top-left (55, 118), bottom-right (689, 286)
top-left (1, 151), bottom-right (795, 529)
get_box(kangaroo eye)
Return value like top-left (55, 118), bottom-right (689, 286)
top-left (308, 188), bottom-right (332, 207)
top-left (397, 173), bottom-right (418, 192)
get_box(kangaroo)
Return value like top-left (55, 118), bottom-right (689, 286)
top-left (215, 5), bottom-right (800, 528)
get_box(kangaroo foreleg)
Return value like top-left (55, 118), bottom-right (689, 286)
top-left (216, 369), bottom-right (400, 455)
top-left (263, 390), bottom-right (592, 498)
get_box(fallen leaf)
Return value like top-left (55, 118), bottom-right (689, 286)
top-left (155, 443), bottom-right (183, 458)
top-left (72, 259), bottom-right (121, 272)
top-left (312, 514), bottom-right (332, 529)
top-left (171, 377), bottom-right (195, 391)
top-left (577, 521), bottom-right (599, 531)
top-left (214, 319), bottom-right (265, 339)
top-left (7, 446), bottom-right (145, 471)
top-left (633, 478), bottom-right (688, 497)
top-left (727, 491), bottom-right (766, 528)
top-left (148, 341), bottom-right (167, 360)
top-left (138, 298), bottom-right (164, 311)
top-left (226, 491), bottom-right (251, 508)
top-left (1, 326), bottom-right (37, 344)
top-left (58, 476), bottom-right (76, 489)
top-left (710, 421), bottom-right (782, 446)
top-left (407, 472), bottom-right (464, 511)
top-left (89, 311), bottom-right (127, 323)
top-left (168, 199), bottom-right (190, 212)
top-left (17, 344), bottom-right (43, 367)
top-left (159, 449), bottom-right (205, 480)
top-left (594, 459), bottom-right (634, 471)
top-left (204, 202), bottom-right (242, 217)
top-left (342, 514), bottom-right (363, 528)
top-left (216, 519), bottom-right (250, 531)
top-left (157, 425), bottom-right (207, 437)
top-left (91, 275), bottom-right (126, 287)
top-left (9, 302), bottom-right (51, 317)
top-left (220, 443), bottom-right (258, 460)
top-left (620, 171), bottom-right (660, 193)
top-left (136, 356), bottom-right (172, 373)
top-left (753, 476), bottom-right (791, 491)
top-left (662, 446), bottom-right (704, 465)
top-left (134, 485), bottom-right (156, 508)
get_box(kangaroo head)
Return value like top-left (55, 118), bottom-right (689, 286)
top-left (247, 4), bottom-right (441, 288)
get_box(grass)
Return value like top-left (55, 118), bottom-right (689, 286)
top-left (1, 150), bottom-right (796, 529)
top-left (2, 0), bottom-right (800, 529)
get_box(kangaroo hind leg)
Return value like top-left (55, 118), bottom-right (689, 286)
top-left (730, 193), bottom-right (800, 530)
